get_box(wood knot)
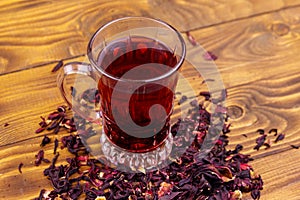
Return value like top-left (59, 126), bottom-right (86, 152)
top-left (271, 23), bottom-right (290, 36)
top-left (227, 105), bottom-right (243, 119)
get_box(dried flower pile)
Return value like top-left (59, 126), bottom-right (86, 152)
top-left (33, 100), bottom-right (263, 200)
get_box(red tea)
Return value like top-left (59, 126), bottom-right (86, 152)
top-left (97, 36), bottom-right (179, 152)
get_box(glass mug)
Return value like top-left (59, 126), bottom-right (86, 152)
top-left (58, 17), bottom-right (186, 153)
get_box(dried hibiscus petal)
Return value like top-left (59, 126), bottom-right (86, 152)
top-left (201, 79), bottom-right (215, 84)
top-left (251, 189), bottom-right (260, 200)
top-left (223, 123), bottom-right (231, 134)
top-left (35, 127), bottom-right (45, 134)
top-left (186, 31), bottom-right (198, 46)
top-left (51, 60), bottom-right (64, 72)
top-left (203, 51), bottom-right (218, 61)
top-left (34, 189), bottom-right (46, 200)
top-left (199, 91), bottom-right (211, 101)
top-left (178, 95), bottom-right (188, 105)
top-left (71, 86), bottom-right (77, 97)
top-left (40, 135), bottom-right (51, 147)
top-left (18, 162), bottom-right (24, 174)
top-left (33, 92), bottom-right (264, 200)
top-left (35, 150), bottom-right (45, 166)
top-left (291, 144), bottom-right (299, 149)
top-left (256, 129), bottom-right (265, 135)
top-left (254, 135), bottom-right (267, 150)
top-left (263, 139), bottom-right (271, 150)
top-left (274, 133), bottom-right (285, 143)
top-left (268, 128), bottom-right (278, 136)
top-left (53, 138), bottom-right (59, 154)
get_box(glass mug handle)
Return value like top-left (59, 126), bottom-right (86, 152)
top-left (57, 61), bottom-right (101, 124)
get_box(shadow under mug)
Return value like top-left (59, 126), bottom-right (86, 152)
top-left (57, 17), bottom-right (186, 153)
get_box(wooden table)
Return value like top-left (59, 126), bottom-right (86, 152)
top-left (1, 1), bottom-right (300, 199)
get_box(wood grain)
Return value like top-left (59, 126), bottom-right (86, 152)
top-left (186, 6), bottom-right (300, 157)
top-left (250, 148), bottom-right (300, 200)
top-left (1, 129), bottom-right (300, 200)
top-left (1, 6), bottom-right (300, 152)
top-left (1, 3), bottom-right (300, 200)
top-left (0, 57), bottom-right (85, 147)
top-left (1, 0), bottom-right (300, 74)
top-left (0, 133), bottom-right (76, 200)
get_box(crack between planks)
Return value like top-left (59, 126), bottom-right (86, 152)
top-left (1, 132), bottom-right (299, 162)
top-left (184, 4), bottom-right (300, 33)
top-left (0, 132), bottom-right (69, 149)
top-left (0, 54), bottom-right (86, 77)
top-left (1, 4), bottom-right (300, 77)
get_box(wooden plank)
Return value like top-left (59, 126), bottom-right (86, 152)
top-left (1, 0), bottom-right (300, 74)
top-left (1, 129), bottom-right (300, 199)
top-left (0, 133), bottom-right (76, 200)
top-left (1, 6), bottom-right (300, 151)
top-left (250, 148), bottom-right (300, 200)
top-left (1, 5), bottom-right (300, 200)
top-left (185, 6), bottom-right (300, 156)
top-left (0, 57), bottom-right (84, 147)
top-left (1, 53), bottom-right (299, 152)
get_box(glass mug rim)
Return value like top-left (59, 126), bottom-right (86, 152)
top-left (87, 16), bottom-right (186, 83)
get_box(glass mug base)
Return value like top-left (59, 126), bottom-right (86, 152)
top-left (100, 130), bottom-right (173, 172)
top-left (102, 113), bottom-right (171, 153)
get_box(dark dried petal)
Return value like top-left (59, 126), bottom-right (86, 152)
top-left (81, 88), bottom-right (98, 103)
top-left (35, 150), bottom-right (44, 166)
top-left (57, 105), bottom-right (67, 113)
top-left (35, 127), bottom-right (45, 134)
top-left (159, 192), bottom-right (181, 200)
top-left (178, 178), bottom-right (191, 187)
top-left (256, 129), bottom-right (265, 135)
top-left (178, 95), bottom-right (188, 105)
top-left (4, 123), bottom-right (9, 127)
top-left (42, 158), bottom-right (51, 163)
top-left (199, 91), bottom-right (211, 100)
top-left (47, 112), bottom-right (61, 120)
top-left (68, 184), bottom-right (82, 199)
top-left (53, 125), bottom-right (60, 134)
top-left (51, 152), bottom-right (60, 168)
top-left (201, 79), bottom-right (215, 84)
top-left (47, 120), bottom-right (60, 130)
top-left (40, 135), bottom-right (51, 147)
top-left (274, 133), bottom-right (285, 143)
top-left (48, 191), bottom-right (58, 199)
top-left (251, 189), bottom-right (260, 200)
top-left (233, 144), bottom-right (243, 154)
top-left (242, 134), bottom-right (248, 138)
top-left (34, 189), bottom-right (46, 200)
top-left (203, 51), bottom-right (218, 61)
top-left (189, 99), bottom-right (198, 107)
top-left (254, 135), bottom-right (267, 150)
top-left (39, 121), bottom-right (48, 128)
top-left (18, 162), bottom-right (23, 174)
top-left (211, 89), bottom-right (226, 103)
top-left (186, 31), bottom-right (197, 46)
top-left (51, 60), bottom-right (64, 72)
top-left (70, 86), bottom-right (77, 97)
top-left (268, 128), bottom-right (278, 136)
top-left (222, 123), bottom-right (231, 134)
top-left (263, 138), bottom-right (271, 149)
top-left (54, 138), bottom-right (59, 154)
top-left (215, 105), bottom-right (227, 114)
top-left (291, 144), bottom-right (299, 149)
top-left (94, 90), bottom-right (100, 103)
